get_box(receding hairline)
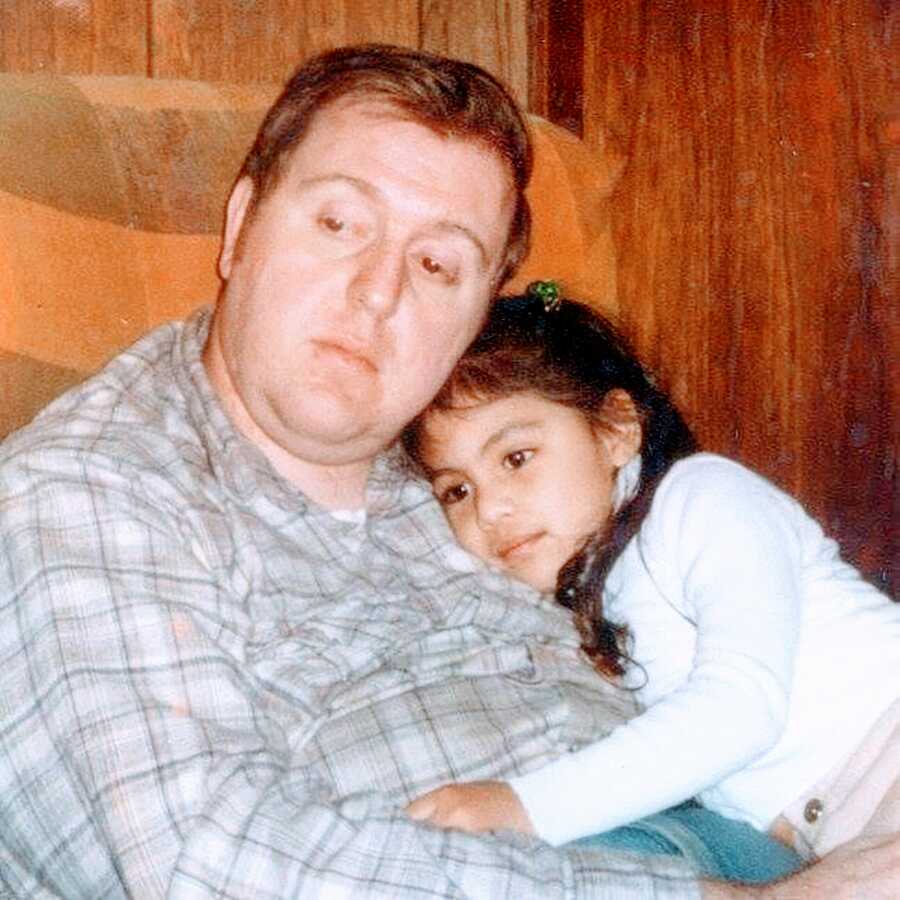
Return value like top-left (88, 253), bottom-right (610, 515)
top-left (257, 89), bottom-right (519, 183)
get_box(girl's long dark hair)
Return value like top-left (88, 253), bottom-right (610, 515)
top-left (402, 293), bottom-right (698, 678)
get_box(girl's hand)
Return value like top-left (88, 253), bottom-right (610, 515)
top-left (405, 780), bottom-right (536, 835)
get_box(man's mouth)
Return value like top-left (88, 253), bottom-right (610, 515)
top-left (313, 339), bottom-right (376, 374)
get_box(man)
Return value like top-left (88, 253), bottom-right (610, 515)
top-left (0, 44), bottom-right (896, 898)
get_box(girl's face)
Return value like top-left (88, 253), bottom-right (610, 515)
top-left (420, 391), bottom-right (640, 593)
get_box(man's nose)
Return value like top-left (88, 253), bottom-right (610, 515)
top-left (349, 242), bottom-right (404, 317)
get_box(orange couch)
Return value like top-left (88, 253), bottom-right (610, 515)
top-left (0, 72), bottom-right (622, 439)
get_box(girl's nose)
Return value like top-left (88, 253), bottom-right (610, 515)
top-left (475, 485), bottom-right (514, 529)
top-left (349, 242), bottom-right (404, 317)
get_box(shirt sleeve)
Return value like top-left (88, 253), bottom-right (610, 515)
top-left (0, 445), bottom-right (701, 899)
top-left (511, 459), bottom-right (803, 846)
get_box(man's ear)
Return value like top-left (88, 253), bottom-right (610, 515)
top-left (594, 389), bottom-right (642, 467)
top-left (219, 176), bottom-right (254, 281)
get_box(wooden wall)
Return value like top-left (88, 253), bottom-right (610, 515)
top-left (1, 0), bottom-right (895, 593)
top-left (542, 0), bottom-right (897, 595)
top-left (0, 0), bottom-right (529, 103)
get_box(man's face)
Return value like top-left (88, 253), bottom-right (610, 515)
top-left (208, 97), bottom-right (515, 471)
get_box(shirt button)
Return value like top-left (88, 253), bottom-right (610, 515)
top-left (804, 798), bottom-right (824, 824)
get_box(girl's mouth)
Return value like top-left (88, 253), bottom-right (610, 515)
top-left (496, 531), bottom-right (545, 561)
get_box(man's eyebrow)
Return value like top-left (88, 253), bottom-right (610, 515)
top-left (432, 221), bottom-right (489, 271)
top-left (296, 174), bottom-right (375, 196)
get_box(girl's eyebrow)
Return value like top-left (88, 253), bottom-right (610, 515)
top-left (480, 419), bottom-right (541, 455)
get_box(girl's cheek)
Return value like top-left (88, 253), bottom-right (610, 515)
top-left (456, 519), bottom-right (482, 555)
top-left (443, 508), bottom-right (465, 540)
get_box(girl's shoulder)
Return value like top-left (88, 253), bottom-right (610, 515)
top-left (655, 452), bottom-right (780, 505)
top-left (643, 452), bottom-right (815, 553)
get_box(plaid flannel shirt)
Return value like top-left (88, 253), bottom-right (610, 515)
top-left (0, 310), bottom-right (699, 899)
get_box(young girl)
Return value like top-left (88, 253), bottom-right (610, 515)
top-left (402, 286), bottom-right (900, 865)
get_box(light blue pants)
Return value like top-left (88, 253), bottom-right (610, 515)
top-left (573, 801), bottom-right (803, 884)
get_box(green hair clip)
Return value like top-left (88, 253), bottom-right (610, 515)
top-left (527, 279), bottom-right (561, 313)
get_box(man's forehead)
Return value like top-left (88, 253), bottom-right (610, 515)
top-left (279, 97), bottom-right (514, 249)
top-left (292, 94), bottom-right (512, 183)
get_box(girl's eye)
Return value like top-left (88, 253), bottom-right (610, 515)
top-left (319, 215), bottom-right (344, 233)
top-left (438, 482), bottom-right (470, 506)
top-left (503, 449), bottom-right (534, 470)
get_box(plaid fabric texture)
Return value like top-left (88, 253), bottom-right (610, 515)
top-left (0, 311), bottom-right (698, 898)
top-left (0, 72), bottom-right (620, 441)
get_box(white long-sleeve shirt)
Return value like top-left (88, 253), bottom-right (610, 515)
top-left (511, 453), bottom-right (900, 846)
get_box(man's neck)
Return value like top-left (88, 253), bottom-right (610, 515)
top-left (221, 397), bottom-right (372, 510)
top-left (259, 440), bottom-right (371, 510)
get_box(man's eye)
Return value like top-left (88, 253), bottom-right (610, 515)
top-left (504, 449), bottom-right (534, 470)
top-left (319, 215), bottom-right (345, 233)
top-left (418, 254), bottom-right (459, 285)
top-left (438, 483), bottom-right (470, 506)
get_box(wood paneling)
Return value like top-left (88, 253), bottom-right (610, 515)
top-left (419, 0), bottom-right (529, 106)
top-left (0, 1), bottom-right (529, 101)
top-left (574, 0), bottom-right (896, 592)
top-left (149, 0), bottom-right (419, 84)
top-left (528, 0), bottom-right (582, 135)
top-left (0, 0), bottom-right (148, 74)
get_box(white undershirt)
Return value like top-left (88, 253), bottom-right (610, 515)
top-left (328, 508), bottom-right (366, 525)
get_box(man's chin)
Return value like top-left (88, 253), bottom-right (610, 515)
top-left (276, 387), bottom-right (371, 433)
top-left (271, 403), bottom-right (395, 463)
